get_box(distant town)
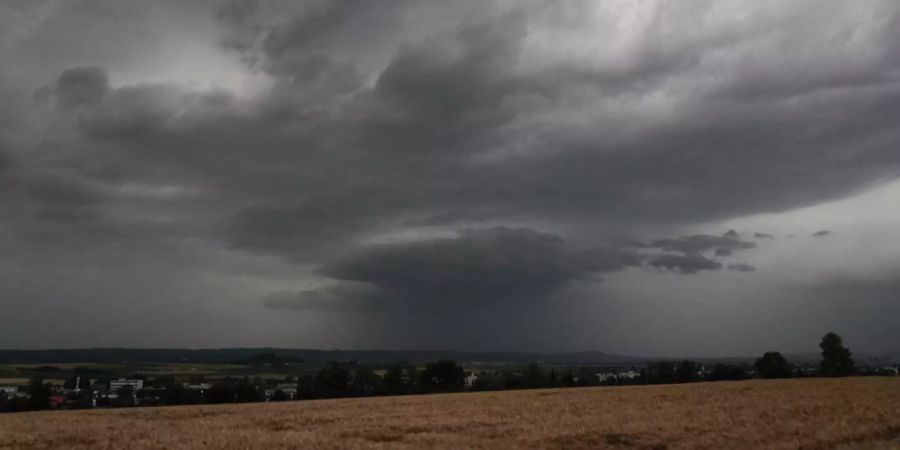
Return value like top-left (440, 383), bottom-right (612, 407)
top-left (1, 333), bottom-right (897, 413)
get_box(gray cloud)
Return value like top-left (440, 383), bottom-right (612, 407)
top-left (261, 283), bottom-right (384, 312)
top-left (283, 227), bottom-right (642, 309)
top-left (813, 230), bottom-right (833, 237)
top-left (727, 263), bottom-right (757, 272)
top-left (648, 233), bottom-right (757, 255)
top-left (25, 173), bottom-right (102, 207)
top-left (2, 0), bottom-right (900, 353)
top-left (50, 66), bottom-right (110, 108)
top-left (265, 226), bottom-right (769, 311)
top-left (647, 254), bottom-right (723, 274)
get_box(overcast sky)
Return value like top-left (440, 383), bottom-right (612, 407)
top-left (1, 0), bottom-right (899, 357)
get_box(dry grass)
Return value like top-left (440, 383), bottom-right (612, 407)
top-left (1, 377), bottom-right (898, 449)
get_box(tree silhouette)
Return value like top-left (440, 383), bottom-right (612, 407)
top-left (643, 362), bottom-right (677, 384)
top-left (314, 363), bottom-right (352, 398)
top-left (116, 385), bottom-right (135, 406)
top-left (675, 360), bottom-right (701, 383)
top-left (706, 363), bottom-right (747, 381)
top-left (383, 363), bottom-right (417, 395)
top-left (754, 352), bottom-right (792, 379)
top-left (420, 360), bottom-right (465, 392)
top-left (27, 377), bottom-right (52, 411)
top-left (818, 332), bottom-right (856, 377)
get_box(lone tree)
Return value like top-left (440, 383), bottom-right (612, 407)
top-left (818, 332), bottom-right (855, 377)
top-left (27, 377), bottom-right (52, 411)
top-left (754, 352), bottom-right (792, 379)
top-left (675, 360), bottom-right (701, 383)
top-left (419, 360), bottom-right (465, 392)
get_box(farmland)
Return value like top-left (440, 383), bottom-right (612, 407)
top-left (1, 377), bottom-right (898, 449)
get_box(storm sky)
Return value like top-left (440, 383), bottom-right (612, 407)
top-left (1, 0), bottom-right (899, 356)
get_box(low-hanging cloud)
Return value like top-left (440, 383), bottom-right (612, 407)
top-left (648, 234), bottom-right (757, 255)
top-left (647, 253), bottom-right (723, 274)
top-left (264, 227), bottom-right (765, 311)
top-left (267, 227), bottom-right (642, 311)
top-left (49, 66), bottom-right (110, 108)
top-left (728, 263), bottom-right (757, 272)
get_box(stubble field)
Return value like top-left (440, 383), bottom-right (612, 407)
top-left (1, 377), bottom-right (898, 449)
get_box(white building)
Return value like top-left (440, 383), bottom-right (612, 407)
top-left (464, 373), bottom-right (479, 389)
top-left (596, 369), bottom-right (640, 382)
top-left (109, 379), bottom-right (144, 392)
top-left (0, 386), bottom-right (20, 396)
top-left (265, 384), bottom-right (298, 400)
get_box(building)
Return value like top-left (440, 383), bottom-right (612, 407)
top-left (265, 384), bottom-right (298, 400)
top-left (0, 386), bottom-right (21, 397)
top-left (109, 379), bottom-right (144, 392)
top-left (464, 373), bottom-right (479, 389)
top-left (596, 369), bottom-right (640, 382)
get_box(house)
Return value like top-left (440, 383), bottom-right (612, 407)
top-left (596, 368), bottom-right (641, 382)
top-left (135, 387), bottom-right (167, 406)
top-left (265, 383), bottom-right (298, 400)
top-left (0, 386), bottom-right (22, 398)
top-left (109, 378), bottom-right (144, 392)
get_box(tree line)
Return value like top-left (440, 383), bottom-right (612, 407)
top-left (0, 332), bottom-right (887, 412)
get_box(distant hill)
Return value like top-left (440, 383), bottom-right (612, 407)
top-left (231, 352), bottom-right (304, 367)
top-left (2, 348), bottom-right (895, 366)
top-left (0, 348), bottom-right (644, 365)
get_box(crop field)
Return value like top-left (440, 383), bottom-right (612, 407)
top-left (1, 377), bottom-right (898, 449)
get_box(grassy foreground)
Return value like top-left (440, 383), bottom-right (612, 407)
top-left (1, 377), bottom-right (898, 449)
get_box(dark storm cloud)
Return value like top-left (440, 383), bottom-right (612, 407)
top-left (49, 66), bottom-right (110, 108)
top-left (265, 226), bottom-right (778, 311)
top-left (727, 263), bottom-right (757, 272)
top-left (216, 0), bottom-right (900, 255)
top-left (21, 173), bottom-right (105, 225)
top-left (647, 234), bottom-right (757, 255)
top-left (318, 227), bottom-right (639, 303)
top-left (261, 284), bottom-right (384, 312)
top-left (0, 146), bottom-right (12, 173)
top-left (27, 2), bottom-right (899, 260)
top-left (265, 227), bottom-right (641, 311)
top-left (647, 254), bottom-right (723, 274)
top-left (25, 173), bottom-right (102, 207)
top-left (2, 0), bottom-right (900, 352)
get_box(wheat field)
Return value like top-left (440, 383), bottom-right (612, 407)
top-left (1, 377), bottom-right (898, 449)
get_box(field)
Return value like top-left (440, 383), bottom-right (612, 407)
top-left (1, 377), bottom-right (898, 449)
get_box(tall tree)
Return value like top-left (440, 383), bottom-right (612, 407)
top-left (383, 363), bottom-right (417, 395)
top-left (675, 360), bottom-right (701, 383)
top-left (27, 377), bottom-right (52, 411)
top-left (818, 332), bottom-right (856, 377)
top-left (754, 352), bottom-right (792, 379)
top-left (420, 360), bottom-right (465, 392)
